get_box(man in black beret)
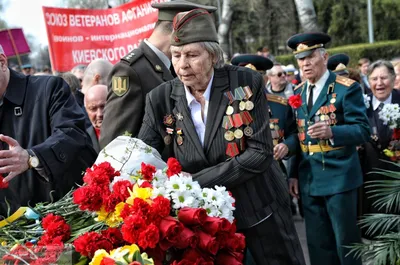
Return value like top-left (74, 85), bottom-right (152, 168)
top-left (100, 0), bottom-right (217, 148)
top-left (276, 32), bottom-right (370, 265)
top-left (327, 53), bottom-right (350, 77)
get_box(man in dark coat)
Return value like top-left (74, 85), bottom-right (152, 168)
top-left (0, 45), bottom-right (97, 217)
top-left (139, 9), bottom-right (305, 265)
top-left (100, 0), bottom-right (217, 148)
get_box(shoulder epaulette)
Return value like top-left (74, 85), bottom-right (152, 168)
top-left (294, 81), bottom-right (306, 91)
top-left (266, 94), bottom-right (288, 106)
top-left (121, 49), bottom-right (143, 65)
top-left (336, 75), bottom-right (355, 87)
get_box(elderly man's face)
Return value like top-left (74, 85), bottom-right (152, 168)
top-left (269, 66), bottom-right (287, 88)
top-left (84, 85), bottom-right (107, 129)
top-left (369, 66), bottom-right (394, 101)
top-left (297, 49), bottom-right (328, 84)
top-left (171, 43), bottom-right (215, 91)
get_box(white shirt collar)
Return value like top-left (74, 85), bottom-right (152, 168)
top-left (308, 70), bottom-right (330, 89)
top-left (184, 73), bottom-right (214, 106)
top-left (144, 39), bottom-right (171, 69)
top-left (372, 93), bottom-right (392, 110)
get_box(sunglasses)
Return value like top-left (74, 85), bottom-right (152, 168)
top-left (274, 72), bottom-right (286, 77)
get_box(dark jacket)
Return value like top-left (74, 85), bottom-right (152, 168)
top-left (100, 41), bottom-right (174, 148)
top-left (138, 65), bottom-right (290, 230)
top-left (0, 70), bottom-right (97, 216)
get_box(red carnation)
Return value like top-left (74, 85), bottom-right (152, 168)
top-left (288, 94), bottom-right (302, 109)
top-left (101, 228), bottom-right (125, 248)
top-left (131, 197), bottom-right (151, 218)
top-left (138, 223), bottom-right (160, 249)
top-left (141, 162), bottom-right (157, 181)
top-left (0, 176), bottom-right (8, 189)
top-left (121, 214), bottom-right (146, 243)
top-left (120, 203), bottom-right (133, 219)
top-left (166, 158), bottom-right (182, 177)
top-left (178, 207), bottom-right (207, 226)
top-left (42, 214), bottom-right (64, 230)
top-left (140, 181), bottom-right (153, 188)
top-left (73, 185), bottom-right (104, 211)
top-left (151, 196), bottom-right (171, 224)
top-left (104, 193), bottom-right (123, 213)
top-left (74, 231), bottom-right (113, 258)
top-left (197, 230), bottom-right (220, 255)
top-left (112, 180), bottom-right (133, 201)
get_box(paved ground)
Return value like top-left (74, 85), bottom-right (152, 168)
top-left (293, 214), bottom-right (311, 265)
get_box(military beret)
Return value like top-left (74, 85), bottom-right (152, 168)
top-left (231, 54), bottom-right (273, 71)
top-left (152, 0), bottom-right (217, 22)
top-left (171, 8), bottom-right (218, 46)
top-left (328, 53), bottom-right (350, 76)
top-left (287, 32), bottom-right (331, 59)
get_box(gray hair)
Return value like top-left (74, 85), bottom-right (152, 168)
top-left (199, 42), bottom-right (225, 69)
top-left (266, 64), bottom-right (283, 76)
top-left (367, 60), bottom-right (395, 81)
top-left (318, 48), bottom-right (327, 56)
top-left (82, 59), bottom-right (113, 87)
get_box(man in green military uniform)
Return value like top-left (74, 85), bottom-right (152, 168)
top-left (100, 1), bottom-right (217, 148)
top-left (274, 33), bottom-right (371, 265)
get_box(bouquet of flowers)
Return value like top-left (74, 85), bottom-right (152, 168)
top-left (0, 137), bottom-right (245, 265)
top-left (378, 103), bottom-right (400, 162)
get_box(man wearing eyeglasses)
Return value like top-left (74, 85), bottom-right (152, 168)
top-left (265, 64), bottom-right (295, 99)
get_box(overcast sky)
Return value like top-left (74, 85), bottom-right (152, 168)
top-left (2, 0), bottom-right (62, 46)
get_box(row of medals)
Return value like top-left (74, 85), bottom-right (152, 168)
top-left (224, 100), bottom-right (254, 141)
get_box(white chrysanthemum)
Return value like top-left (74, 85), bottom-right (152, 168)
top-left (165, 175), bottom-right (187, 193)
top-left (151, 187), bottom-right (170, 199)
top-left (170, 190), bottom-right (196, 209)
top-left (363, 94), bottom-right (371, 109)
top-left (202, 202), bottom-right (219, 217)
top-left (153, 169), bottom-right (167, 183)
top-left (181, 177), bottom-right (202, 195)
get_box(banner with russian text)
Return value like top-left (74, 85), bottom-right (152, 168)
top-left (43, 0), bottom-right (168, 72)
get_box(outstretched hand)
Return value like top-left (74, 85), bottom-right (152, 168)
top-left (0, 134), bottom-right (30, 183)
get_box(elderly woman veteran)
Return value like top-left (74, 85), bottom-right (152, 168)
top-left (138, 9), bottom-right (305, 265)
top-left (359, 60), bottom-right (400, 235)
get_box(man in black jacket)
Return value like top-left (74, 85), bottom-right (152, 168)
top-left (0, 45), bottom-right (97, 216)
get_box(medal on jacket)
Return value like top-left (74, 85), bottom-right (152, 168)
top-left (226, 142), bottom-right (239, 157)
top-left (176, 128), bottom-right (183, 146)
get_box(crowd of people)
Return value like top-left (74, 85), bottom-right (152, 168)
top-left (1, 0), bottom-right (400, 264)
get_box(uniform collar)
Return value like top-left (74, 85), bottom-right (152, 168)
top-left (4, 69), bottom-right (27, 106)
top-left (308, 70), bottom-right (330, 90)
top-left (144, 39), bottom-right (171, 69)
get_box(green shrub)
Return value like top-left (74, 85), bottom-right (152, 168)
top-left (276, 40), bottom-right (400, 68)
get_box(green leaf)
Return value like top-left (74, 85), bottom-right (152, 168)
top-left (133, 250), bottom-right (144, 264)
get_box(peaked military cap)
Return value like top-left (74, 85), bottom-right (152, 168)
top-left (152, 0), bottom-right (217, 22)
top-left (287, 32), bottom-right (331, 59)
top-left (231, 54), bottom-right (273, 71)
top-left (327, 53), bottom-right (350, 76)
top-left (171, 8), bottom-right (218, 46)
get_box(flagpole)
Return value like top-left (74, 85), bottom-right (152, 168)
top-left (7, 29), bottom-right (23, 67)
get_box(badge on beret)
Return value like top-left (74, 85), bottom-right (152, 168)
top-left (112, 76), bottom-right (129, 97)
